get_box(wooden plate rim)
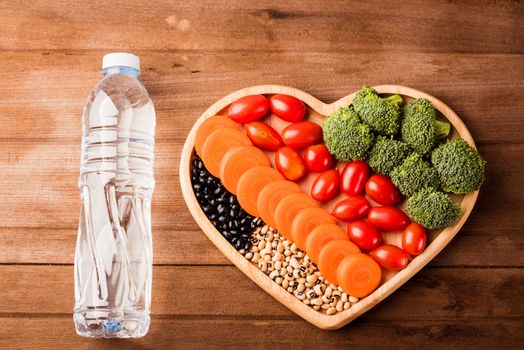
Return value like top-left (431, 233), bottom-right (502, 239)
top-left (179, 84), bottom-right (479, 330)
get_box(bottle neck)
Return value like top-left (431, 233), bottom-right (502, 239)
top-left (102, 66), bottom-right (139, 77)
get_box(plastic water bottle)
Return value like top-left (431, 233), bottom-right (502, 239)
top-left (74, 53), bottom-right (155, 338)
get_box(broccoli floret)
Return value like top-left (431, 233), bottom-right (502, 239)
top-left (323, 106), bottom-right (375, 161)
top-left (390, 153), bottom-right (440, 196)
top-left (406, 187), bottom-right (461, 229)
top-left (435, 120), bottom-right (451, 139)
top-left (367, 136), bottom-right (411, 175)
top-left (352, 86), bottom-right (403, 135)
top-left (401, 98), bottom-right (451, 156)
top-left (431, 138), bottom-right (486, 194)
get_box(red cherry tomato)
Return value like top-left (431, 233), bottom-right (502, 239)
top-left (370, 245), bottom-right (409, 270)
top-left (368, 206), bottom-right (410, 232)
top-left (347, 221), bottom-right (382, 251)
top-left (275, 146), bottom-right (306, 181)
top-left (245, 121), bottom-right (283, 151)
top-left (365, 174), bottom-right (402, 205)
top-left (228, 95), bottom-right (269, 123)
top-left (331, 196), bottom-right (371, 222)
top-left (281, 121), bottom-right (323, 149)
top-left (402, 223), bottom-right (427, 256)
top-left (303, 144), bottom-right (333, 172)
top-left (311, 169), bottom-right (340, 202)
top-left (340, 161), bottom-right (370, 196)
top-left (269, 94), bottom-right (306, 122)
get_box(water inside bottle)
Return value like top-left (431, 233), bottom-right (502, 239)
top-left (74, 70), bottom-right (155, 338)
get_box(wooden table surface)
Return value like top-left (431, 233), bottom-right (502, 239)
top-left (1, 1), bottom-right (523, 349)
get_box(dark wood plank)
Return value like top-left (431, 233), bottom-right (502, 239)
top-left (0, 51), bottom-right (523, 144)
top-left (1, 226), bottom-right (522, 267)
top-left (0, 143), bottom-right (520, 232)
top-left (0, 317), bottom-right (522, 350)
top-left (1, 265), bottom-right (522, 320)
top-left (0, 228), bottom-right (230, 265)
top-left (0, 0), bottom-right (522, 53)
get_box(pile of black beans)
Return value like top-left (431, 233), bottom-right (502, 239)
top-left (191, 153), bottom-right (263, 251)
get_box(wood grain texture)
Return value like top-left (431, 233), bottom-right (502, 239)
top-left (0, 0), bottom-right (522, 53)
top-left (1, 266), bottom-right (522, 319)
top-left (2, 225), bottom-right (522, 266)
top-left (1, 318), bottom-right (522, 350)
top-left (0, 0), bottom-right (523, 346)
top-left (0, 51), bottom-right (523, 143)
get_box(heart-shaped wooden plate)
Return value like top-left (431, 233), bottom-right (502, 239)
top-left (179, 85), bottom-right (479, 330)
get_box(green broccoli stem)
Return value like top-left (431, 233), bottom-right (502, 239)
top-left (383, 94), bottom-right (403, 107)
top-left (435, 119), bottom-right (451, 139)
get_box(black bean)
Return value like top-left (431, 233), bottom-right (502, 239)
top-left (191, 151), bottom-right (260, 251)
top-left (234, 240), bottom-right (243, 249)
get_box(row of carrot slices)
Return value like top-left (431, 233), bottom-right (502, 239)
top-left (195, 115), bottom-right (381, 298)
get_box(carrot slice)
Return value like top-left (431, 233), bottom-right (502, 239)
top-left (201, 128), bottom-right (251, 177)
top-left (219, 146), bottom-right (270, 194)
top-left (236, 166), bottom-right (284, 217)
top-left (305, 224), bottom-right (348, 264)
top-left (317, 239), bottom-right (361, 285)
top-left (291, 207), bottom-right (337, 251)
top-left (257, 180), bottom-right (302, 229)
top-left (195, 115), bottom-right (240, 156)
top-left (274, 193), bottom-right (320, 241)
top-left (337, 254), bottom-right (382, 298)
